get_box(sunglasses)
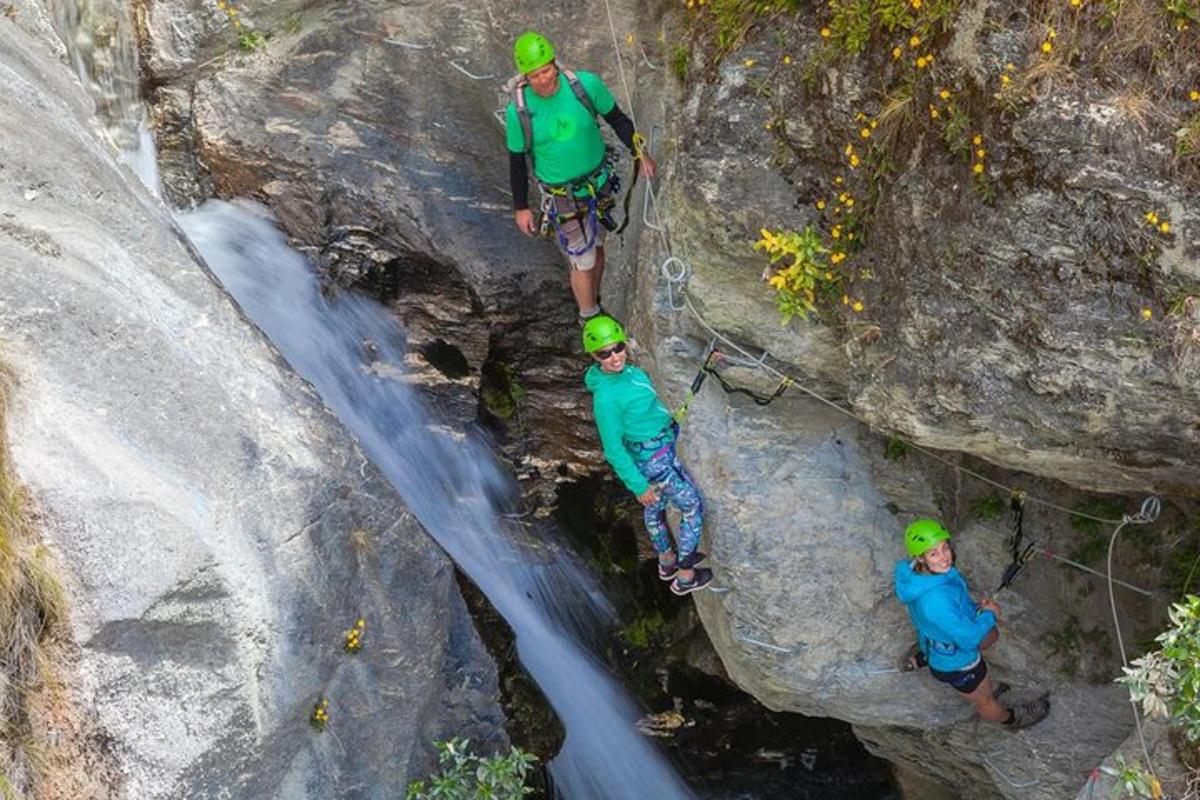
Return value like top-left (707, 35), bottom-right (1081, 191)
top-left (593, 342), bottom-right (626, 360)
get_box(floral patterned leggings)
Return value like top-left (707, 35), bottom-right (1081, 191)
top-left (634, 435), bottom-right (705, 568)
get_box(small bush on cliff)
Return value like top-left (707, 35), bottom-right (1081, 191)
top-left (405, 738), bottom-right (536, 800)
top-left (1118, 595), bottom-right (1200, 742)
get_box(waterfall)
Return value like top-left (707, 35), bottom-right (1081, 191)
top-left (177, 200), bottom-right (693, 798)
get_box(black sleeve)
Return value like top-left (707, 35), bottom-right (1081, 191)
top-left (509, 151), bottom-right (530, 210)
top-left (603, 104), bottom-right (637, 154)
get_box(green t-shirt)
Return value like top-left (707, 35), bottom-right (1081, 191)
top-left (505, 70), bottom-right (616, 188)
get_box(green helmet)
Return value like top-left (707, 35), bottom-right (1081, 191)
top-left (582, 315), bottom-right (626, 353)
top-left (905, 518), bottom-right (951, 558)
top-left (513, 31), bottom-right (555, 74)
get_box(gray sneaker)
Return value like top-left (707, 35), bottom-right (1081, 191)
top-left (1004, 696), bottom-right (1050, 730)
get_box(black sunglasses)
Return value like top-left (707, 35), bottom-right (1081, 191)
top-left (593, 341), bottom-right (626, 360)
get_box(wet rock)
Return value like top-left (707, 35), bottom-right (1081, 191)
top-left (0, 9), bottom-right (504, 797)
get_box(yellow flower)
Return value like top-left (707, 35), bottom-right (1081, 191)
top-left (831, 225), bottom-right (842, 239)
top-left (845, 197), bottom-right (855, 207)
top-left (860, 127), bottom-right (871, 138)
top-left (916, 56), bottom-right (928, 69)
top-left (926, 53), bottom-right (934, 63)
top-left (1070, 0), bottom-right (1081, 7)
top-left (909, 35), bottom-right (921, 48)
top-left (870, 119), bottom-right (878, 129)
top-left (939, 89), bottom-right (951, 100)
top-left (892, 46), bottom-right (903, 59)
top-left (852, 300), bottom-right (864, 312)
top-left (972, 163), bottom-right (984, 174)
top-left (842, 294), bottom-right (850, 305)
top-left (765, 122), bottom-right (773, 130)
top-left (228, 6), bottom-right (237, 15)
top-left (834, 176), bottom-right (844, 185)
top-left (784, 55), bottom-right (793, 64)
top-left (1047, 28), bottom-right (1057, 38)
top-left (844, 143), bottom-right (854, 156)
top-left (1160, 221), bottom-right (1171, 234)
top-left (1005, 62), bottom-right (1016, 71)
top-left (820, 27), bottom-right (831, 37)
top-left (849, 154), bottom-right (860, 167)
top-left (1041, 41), bottom-right (1052, 53)
top-left (825, 272), bottom-right (833, 280)
top-left (1142, 308), bottom-right (1152, 320)
top-left (1191, 90), bottom-right (1200, 102)
top-left (768, 273), bottom-right (787, 290)
top-left (911, 0), bottom-right (921, 7)
top-left (930, 106), bottom-right (939, 119)
top-left (830, 252), bottom-right (846, 264)
top-left (816, 199), bottom-right (826, 210)
top-left (847, 232), bottom-right (855, 241)
top-left (1144, 211), bottom-right (1159, 224)
top-left (744, 58), bottom-right (756, 67)
top-left (217, 0), bottom-right (226, 7)
top-left (976, 148), bottom-right (986, 158)
top-left (972, 134), bottom-right (983, 145)
top-left (1000, 74), bottom-right (1012, 86)
top-left (838, 192), bottom-right (849, 203)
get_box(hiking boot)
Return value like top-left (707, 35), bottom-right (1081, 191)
top-left (1004, 696), bottom-right (1050, 730)
top-left (657, 552), bottom-right (708, 581)
top-left (670, 567), bottom-right (714, 596)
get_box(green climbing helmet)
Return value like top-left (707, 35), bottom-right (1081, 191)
top-left (513, 31), bottom-right (555, 74)
top-left (582, 315), bottom-right (626, 353)
top-left (905, 518), bottom-right (952, 558)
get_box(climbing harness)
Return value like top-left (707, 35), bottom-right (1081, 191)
top-left (508, 68), bottom-right (643, 248)
top-left (995, 492), bottom-right (1037, 594)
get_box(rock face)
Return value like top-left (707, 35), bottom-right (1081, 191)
top-left (0, 4), bottom-right (504, 798)
top-left (136, 0), bottom-right (662, 497)
top-left (133, 0), bottom-right (1199, 797)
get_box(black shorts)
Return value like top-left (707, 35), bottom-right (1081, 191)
top-left (929, 658), bottom-right (988, 694)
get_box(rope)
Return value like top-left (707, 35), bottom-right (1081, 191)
top-left (1106, 497), bottom-right (1162, 776)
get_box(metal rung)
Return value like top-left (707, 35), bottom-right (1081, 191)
top-left (384, 38), bottom-right (430, 49)
top-left (982, 749), bottom-right (1041, 789)
top-left (450, 59), bottom-right (494, 81)
top-left (642, 124), bottom-right (664, 232)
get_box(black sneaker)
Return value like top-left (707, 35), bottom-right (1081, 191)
top-left (1004, 696), bottom-right (1050, 730)
top-left (899, 643), bottom-right (928, 672)
top-left (657, 552), bottom-right (708, 581)
top-left (670, 567), bottom-right (713, 596)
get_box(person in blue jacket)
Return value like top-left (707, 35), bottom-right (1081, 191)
top-left (894, 519), bottom-right (1049, 729)
top-left (582, 315), bottom-right (711, 596)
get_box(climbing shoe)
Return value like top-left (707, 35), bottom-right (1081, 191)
top-left (1003, 696), bottom-right (1050, 730)
top-left (670, 567), bottom-right (714, 596)
top-left (657, 552), bottom-right (707, 581)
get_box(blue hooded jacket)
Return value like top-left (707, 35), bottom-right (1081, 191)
top-left (893, 560), bottom-right (996, 673)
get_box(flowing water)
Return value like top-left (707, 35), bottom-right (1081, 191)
top-left (179, 200), bottom-right (694, 798)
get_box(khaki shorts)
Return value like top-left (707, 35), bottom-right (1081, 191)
top-left (542, 185), bottom-right (613, 271)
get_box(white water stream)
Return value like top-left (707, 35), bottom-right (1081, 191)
top-left (179, 201), bottom-right (694, 799)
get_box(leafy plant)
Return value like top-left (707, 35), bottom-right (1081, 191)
top-left (1118, 595), bottom-right (1200, 743)
top-left (238, 29), bottom-right (266, 50)
top-left (755, 225), bottom-right (840, 322)
top-left (883, 437), bottom-right (909, 460)
top-left (406, 738), bottom-right (537, 800)
top-left (1100, 754), bottom-right (1160, 798)
top-left (970, 493), bottom-right (1004, 521)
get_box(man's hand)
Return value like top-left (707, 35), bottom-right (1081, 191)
top-left (514, 208), bottom-right (536, 236)
top-left (639, 154), bottom-right (658, 180)
top-left (636, 486), bottom-right (658, 506)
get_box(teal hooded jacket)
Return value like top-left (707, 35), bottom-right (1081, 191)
top-left (894, 560), bottom-right (997, 672)
top-left (584, 363), bottom-right (673, 495)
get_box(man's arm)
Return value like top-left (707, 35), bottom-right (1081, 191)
top-left (509, 152), bottom-right (530, 210)
top-left (602, 104), bottom-right (657, 179)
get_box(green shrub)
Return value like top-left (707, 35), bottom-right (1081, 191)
top-left (1118, 595), bottom-right (1200, 742)
top-left (406, 738), bottom-right (537, 800)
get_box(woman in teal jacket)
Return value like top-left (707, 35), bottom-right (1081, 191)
top-left (894, 519), bottom-right (1049, 729)
top-left (582, 315), bottom-right (711, 595)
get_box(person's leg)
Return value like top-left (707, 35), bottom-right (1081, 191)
top-left (963, 675), bottom-right (1011, 723)
top-left (660, 454), bottom-right (705, 582)
top-left (636, 451), bottom-right (674, 561)
top-left (569, 266), bottom-right (598, 316)
top-left (591, 245), bottom-right (605, 310)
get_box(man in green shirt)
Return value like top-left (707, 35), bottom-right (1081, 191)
top-left (505, 31), bottom-right (657, 323)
